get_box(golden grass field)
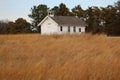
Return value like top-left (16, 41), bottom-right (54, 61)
top-left (0, 34), bottom-right (120, 80)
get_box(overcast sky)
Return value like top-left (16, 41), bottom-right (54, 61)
top-left (0, 0), bottom-right (118, 22)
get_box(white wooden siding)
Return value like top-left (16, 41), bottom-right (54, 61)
top-left (58, 26), bottom-right (86, 34)
top-left (41, 17), bottom-right (58, 34)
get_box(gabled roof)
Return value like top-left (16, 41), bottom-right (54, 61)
top-left (38, 16), bottom-right (87, 27)
top-left (51, 16), bottom-right (87, 26)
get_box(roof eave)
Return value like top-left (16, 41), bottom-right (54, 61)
top-left (37, 16), bottom-right (49, 26)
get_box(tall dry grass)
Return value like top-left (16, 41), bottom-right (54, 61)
top-left (0, 34), bottom-right (120, 80)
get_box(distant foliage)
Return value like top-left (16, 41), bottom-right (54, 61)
top-left (0, 21), bottom-right (8, 34)
top-left (52, 3), bottom-right (73, 16)
top-left (28, 4), bottom-right (49, 29)
top-left (0, 18), bottom-right (31, 34)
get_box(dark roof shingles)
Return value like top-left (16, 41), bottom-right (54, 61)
top-left (51, 16), bottom-right (87, 26)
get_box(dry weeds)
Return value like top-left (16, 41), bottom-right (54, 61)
top-left (0, 34), bottom-right (120, 80)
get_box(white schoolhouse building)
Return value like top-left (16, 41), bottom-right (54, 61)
top-left (38, 11), bottom-right (87, 35)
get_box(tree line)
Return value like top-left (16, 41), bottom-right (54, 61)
top-left (0, 0), bottom-right (120, 35)
top-left (0, 18), bottom-right (31, 34)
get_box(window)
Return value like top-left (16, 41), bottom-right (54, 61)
top-left (73, 26), bottom-right (76, 32)
top-left (79, 28), bottom-right (81, 32)
top-left (68, 26), bottom-right (70, 32)
top-left (60, 26), bottom-right (63, 31)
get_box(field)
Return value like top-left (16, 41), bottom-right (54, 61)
top-left (0, 34), bottom-right (120, 80)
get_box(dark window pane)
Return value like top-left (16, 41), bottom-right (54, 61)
top-left (73, 26), bottom-right (76, 32)
top-left (68, 26), bottom-right (70, 32)
top-left (60, 26), bottom-right (62, 31)
top-left (79, 28), bottom-right (81, 32)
